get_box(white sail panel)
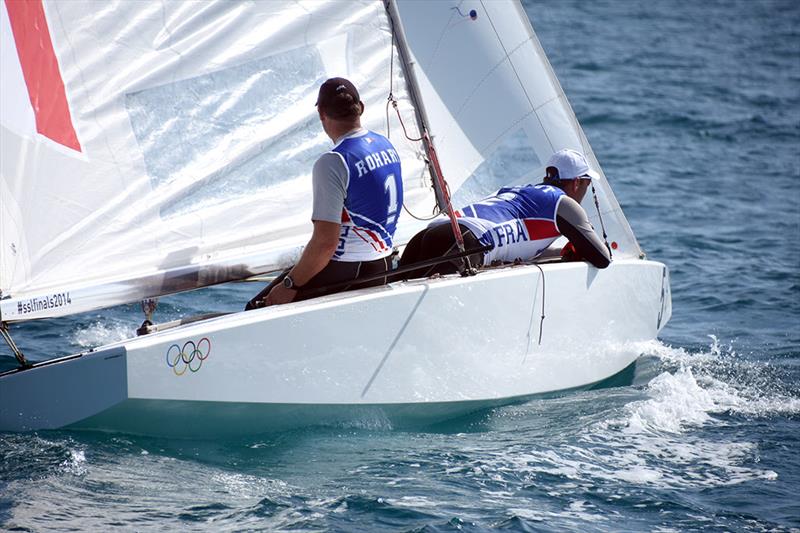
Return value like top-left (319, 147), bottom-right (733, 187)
top-left (392, 0), bottom-right (642, 257)
top-left (0, 0), bottom-right (432, 321)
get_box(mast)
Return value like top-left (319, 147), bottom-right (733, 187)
top-left (384, 0), bottom-right (471, 265)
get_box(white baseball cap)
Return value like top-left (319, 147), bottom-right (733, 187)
top-left (545, 149), bottom-right (600, 181)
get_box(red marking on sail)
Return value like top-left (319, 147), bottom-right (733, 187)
top-left (5, 0), bottom-right (81, 152)
top-left (523, 219), bottom-right (560, 239)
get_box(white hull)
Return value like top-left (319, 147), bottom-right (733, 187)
top-left (0, 259), bottom-right (671, 436)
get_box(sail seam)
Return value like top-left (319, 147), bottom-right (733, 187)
top-left (428, 4), bottom-right (461, 70)
top-left (478, 90), bottom-right (563, 157)
top-left (452, 35), bottom-right (532, 119)
top-left (478, 0), bottom-right (556, 153)
top-left (479, 2), bottom-right (535, 114)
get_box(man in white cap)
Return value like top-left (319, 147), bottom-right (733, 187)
top-left (399, 148), bottom-right (610, 278)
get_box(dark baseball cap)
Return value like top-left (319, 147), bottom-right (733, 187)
top-left (316, 77), bottom-right (362, 119)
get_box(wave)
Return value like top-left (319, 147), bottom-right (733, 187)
top-left (641, 337), bottom-right (800, 418)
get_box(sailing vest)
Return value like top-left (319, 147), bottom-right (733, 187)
top-left (332, 130), bottom-right (403, 261)
top-left (450, 184), bottom-right (565, 265)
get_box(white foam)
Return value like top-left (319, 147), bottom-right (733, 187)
top-left (210, 471), bottom-right (289, 499)
top-left (624, 367), bottom-right (715, 434)
top-left (60, 449), bottom-right (87, 476)
top-left (575, 337), bottom-right (794, 487)
top-left (474, 337), bottom-right (791, 493)
top-left (390, 495), bottom-right (437, 508)
top-left (71, 319), bottom-right (133, 348)
top-left (637, 338), bottom-right (800, 418)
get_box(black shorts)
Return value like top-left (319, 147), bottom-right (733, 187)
top-left (397, 223), bottom-right (484, 280)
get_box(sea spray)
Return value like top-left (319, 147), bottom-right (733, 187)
top-left (71, 319), bottom-right (133, 348)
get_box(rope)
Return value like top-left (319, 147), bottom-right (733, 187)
top-left (388, 97), bottom-right (423, 142)
top-left (386, 21), bottom-right (394, 139)
top-left (590, 183), bottom-right (613, 257)
top-left (403, 201), bottom-right (441, 221)
top-left (384, 0), bottom-right (471, 273)
top-left (300, 244), bottom-right (493, 298)
top-left (383, 3), bottom-right (443, 222)
top-left (531, 263), bottom-right (546, 345)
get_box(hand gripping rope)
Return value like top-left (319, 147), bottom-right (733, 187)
top-left (136, 297), bottom-right (159, 336)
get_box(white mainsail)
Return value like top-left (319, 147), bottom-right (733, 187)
top-left (1, 0), bottom-right (641, 323)
top-left (1, 0), bottom-right (433, 321)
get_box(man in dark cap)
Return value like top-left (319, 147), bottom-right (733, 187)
top-left (247, 78), bottom-right (403, 308)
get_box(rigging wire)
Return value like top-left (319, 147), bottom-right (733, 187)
top-left (590, 183), bottom-right (613, 257)
top-left (384, 0), bottom-right (471, 273)
top-left (385, 24), bottom-right (394, 139)
top-left (385, 5), bottom-right (439, 222)
top-left (384, 22), bottom-right (421, 142)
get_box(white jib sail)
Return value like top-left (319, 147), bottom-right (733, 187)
top-left (0, 0), bottom-right (434, 322)
top-left (391, 0), bottom-right (641, 256)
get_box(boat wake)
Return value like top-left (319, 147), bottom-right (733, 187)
top-left (605, 338), bottom-right (797, 483)
top-left (637, 336), bottom-right (800, 420)
top-left (489, 337), bottom-right (798, 493)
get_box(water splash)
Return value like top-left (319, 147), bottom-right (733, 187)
top-left (639, 337), bottom-right (800, 418)
top-left (60, 449), bottom-right (87, 476)
top-left (624, 366), bottom-right (716, 434)
top-left (449, 337), bottom-right (794, 498)
top-left (572, 337), bottom-right (795, 488)
top-left (70, 320), bottom-right (133, 349)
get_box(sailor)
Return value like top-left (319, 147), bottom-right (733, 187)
top-left (247, 78), bottom-right (402, 308)
top-left (398, 149), bottom-right (611, 278)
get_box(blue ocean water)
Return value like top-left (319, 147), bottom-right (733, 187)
top-left (2, 0), bottom-right (799, 531)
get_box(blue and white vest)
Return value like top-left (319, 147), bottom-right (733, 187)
top-left (447, 185), bottom-right (565, 265)
top-left (332, 130), bottom-right (403, 261)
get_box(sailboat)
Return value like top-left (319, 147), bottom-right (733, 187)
top-left (0, 0), bottom-right (671, 436)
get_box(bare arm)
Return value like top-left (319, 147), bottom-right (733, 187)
top-left (289, 220), bottom-right (341, 286)
top-left (264, 220), bottom-right (341, 305)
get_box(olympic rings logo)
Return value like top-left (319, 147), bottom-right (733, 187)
top-left (165, 337), bottom-right (211, 375)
